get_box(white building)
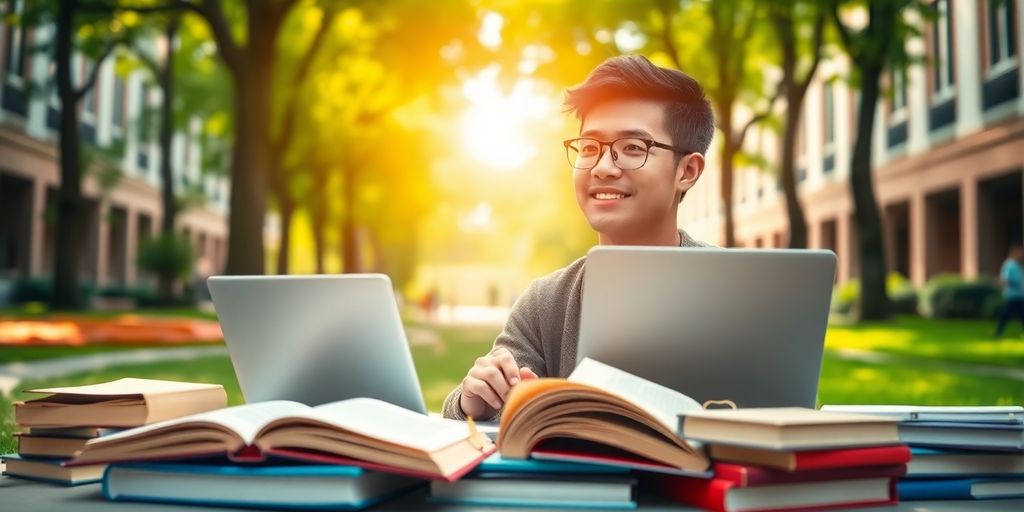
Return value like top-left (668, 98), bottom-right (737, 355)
top-left (682, 0), bottom-right (1024, 287)
top-left (0, 14), bottom-right (229, 291)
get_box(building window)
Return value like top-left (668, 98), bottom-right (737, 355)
top-left (112, 74), bottom-right (126, 134)
top-left (932, 0), bottom-right (955, 99)
top-left (823, 82), bottom-right (836, 174)
top-left (2, 0), bottom-right (26, 83)
top-left (987, 0), bottom-right (1018, 72)
top-left (823, 82), bottom-right (835, 147)
top-left (888, 68), bottom-right (909, 148)
top-left (891, 69), bottom-right (908, 120)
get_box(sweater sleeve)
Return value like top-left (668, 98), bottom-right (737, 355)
top-left (441, 280), bottom-right (547, 420)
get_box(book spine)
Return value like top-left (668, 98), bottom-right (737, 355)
top-left (649, 474), bottom-right (730, 512)
top-left (143, 387), bottom-right (228, 424)
top-left (793, 445), bottom-right (911, 470)
top-left (897, 478), bottom-right (973, 500)
top-left (713, 463), bottom-right (907, 487)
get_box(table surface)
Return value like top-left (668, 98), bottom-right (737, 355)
top-left (3, 476), bottom-right (1023, 512)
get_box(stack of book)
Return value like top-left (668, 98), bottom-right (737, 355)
top-left (65, 396), bottom-right (494, 509)
top-left (429, 453), bottom-right (636, 509)
top-left (3, 378), bottom-right (226, 485)
top-left (824, 405), bottom-right (1024, 501)
top-left (657, 407), bottom-right (909, 511)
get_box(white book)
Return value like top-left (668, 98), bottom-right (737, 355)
top-left (822, 405), bottom-right (1024, 424)
top-left (69, 398), bottom-right (494, 480)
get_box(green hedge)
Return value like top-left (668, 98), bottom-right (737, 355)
top-left (919, 274), bottom-right (1002, 319)
top-left (832, 273), bottom-right (919, 316)
top-left (10, 278), bottom-right (96, 305)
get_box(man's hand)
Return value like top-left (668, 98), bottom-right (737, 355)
top-left (459, 347), bottom-right (539, 419)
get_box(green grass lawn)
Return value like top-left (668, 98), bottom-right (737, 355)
top-left (1, 315), bottom-right (1021, 455)
top-left (826, 315), bottom-right (1024, 367)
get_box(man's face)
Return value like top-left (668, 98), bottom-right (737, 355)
top-left (573, 98), bottom-right (698, 242)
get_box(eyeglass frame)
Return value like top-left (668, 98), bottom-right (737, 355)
top-left (562, 136), bottom-right (693, 172)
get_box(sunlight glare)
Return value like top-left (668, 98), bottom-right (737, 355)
top-left (460, 67), bottom-right (551, 170)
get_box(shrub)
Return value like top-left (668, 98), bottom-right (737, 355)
top-left (831, 273), bottom-right (919, 317)
top-left (138, 233), bottom-right (194, 282)
top-left (10, 277), bottom-right (95, 305)
top-left (919, 274), bottom-right (1001, 319)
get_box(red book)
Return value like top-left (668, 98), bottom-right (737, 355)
top-left (648, 473), bottom-right (898, 512)
top-left (709, 444), bottom-right (910, 471)
top-left (713, 462), bottom-right (907, 487)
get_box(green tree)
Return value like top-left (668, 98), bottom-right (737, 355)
top-left (829, 0), bottom-right (932, 320)
top-left (767, 0), bottom-right (825, 249)
top-left (17, 1), bottom-right (144, 309)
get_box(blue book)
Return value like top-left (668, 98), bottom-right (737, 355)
top-left (102, 461), bottom-right (425, 510)
top-left (907, 447), bottom-right (1024, 477)
top-left (430, 454), bottom-right (636, 509)
top-left (473, 453), bottom-right (630, 475)
top-left (1, 454), bottom-right (105, 486)
top-left (898, 477), bottom-right (1024, 500)
top-left (899, 422), bottom-right (1024, 451)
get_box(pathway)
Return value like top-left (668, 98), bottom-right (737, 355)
top-left (0, 346), bottom-right (228, 395)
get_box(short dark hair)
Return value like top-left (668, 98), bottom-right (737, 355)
top-left (563, 55), bottom-right (715, 156)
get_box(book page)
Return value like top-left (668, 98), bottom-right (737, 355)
top-left (28, 378), bottom-right (223, 397)
top-left (568, 358), bottom-right (702, 431)
top-left (296, 398), bottom-right (474, 452)
top-left (92, 401), bottom-right (309, 446)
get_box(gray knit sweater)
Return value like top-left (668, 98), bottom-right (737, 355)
top-left (441, 229), bottom-right (713, 420)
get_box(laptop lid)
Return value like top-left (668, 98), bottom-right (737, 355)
top-left (577, 247), bottom-right (836, 408)
top-left (208, 274), bottom-right (427, 413)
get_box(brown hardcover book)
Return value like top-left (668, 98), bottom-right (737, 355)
top-left (679, 407), bottom-right (900, 450)
top-left (68, 398), bottom-right (494, 481)
top-left (2, 454), bottom-right (106, 485)
top-left (17, 435), bottom-right (92, 459)
top-left (25, 426), bottom-right (114, 438)
top-left (14, 378), bottom-right (227, 428)
top-left (498, 358), bottom-right (710, 474)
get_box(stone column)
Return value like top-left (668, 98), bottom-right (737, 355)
top-left (910, 191), bottom-right (928, 288)
top-left (960, 179), bottom-right (979, 279)
top-left (838, 213), bottom-right (852, 282)
top-left (29, 180), bottom-right (47, 276)
top-left (125, 209), bottom-right (138, 285)
top-left (95, 201), bottom-right (110, 288)
top-left (954, 0), bottom-right (984, 136)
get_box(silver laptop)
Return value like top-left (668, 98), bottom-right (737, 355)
top-left (578, 247), bottom-right (836, 408)
top-left (207, 274), bottom-right (427, 413)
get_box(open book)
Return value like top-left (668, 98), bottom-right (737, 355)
top-left (498, 358), bottom-right (710, 474)
top-left (14, 378), bottom-right (227, 428)
top-left (68, 398), bottom-right (494, 481)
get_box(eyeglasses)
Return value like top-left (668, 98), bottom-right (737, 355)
top-left (563, 137), bottom-right (690, 172)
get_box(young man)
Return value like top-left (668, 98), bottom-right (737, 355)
top-left (442, 55), bottom-right (716, 420)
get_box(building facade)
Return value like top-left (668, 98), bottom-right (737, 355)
top-left (682, 0), bottom-right (1024, 288)
top-left (0, 16), bottom-right (229, 292)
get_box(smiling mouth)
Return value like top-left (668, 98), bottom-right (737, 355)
top-left (592, 192), bottom-right (629, 200)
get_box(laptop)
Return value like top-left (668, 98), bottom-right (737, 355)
top-left (577, 247), bottom-right (836, 408)
top-left (207, 274), bottom-right (427, 413)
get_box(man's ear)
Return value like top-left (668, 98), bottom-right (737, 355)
top-left (676, 152), bottom-right (705, 197)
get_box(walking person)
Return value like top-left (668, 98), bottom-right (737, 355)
top-left (994, 245), bottom-right (1024, 339)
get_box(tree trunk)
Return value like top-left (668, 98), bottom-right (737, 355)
top-left (156, 16), bottom-right (179, 302)
top-left (158, 17), bottom-right (178, 236)
top-left (718, 111), bottom-right (737, 247)
top-left (851, 61), bottom-right (890, 320)
top-left (275, 193), bottom-right (293, 274)
top-left (51, 0), bottom-right (83, 310)
top-left (780, 88), bottom-right (809, 249)
top-left (223, 4), bottom-right (281, 276)
top-left (310, 167), bottom-right (327, 274)
top-left (341, 165), bottom-right (359, 273)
